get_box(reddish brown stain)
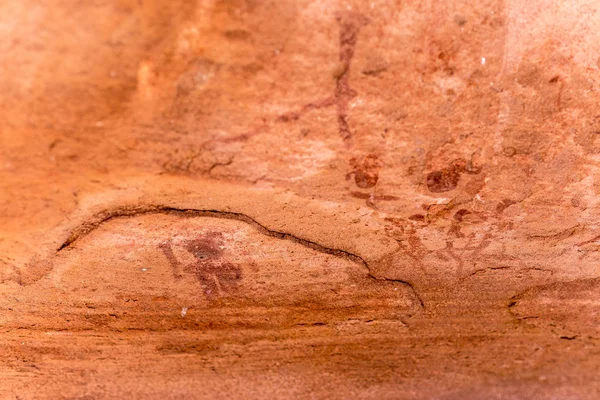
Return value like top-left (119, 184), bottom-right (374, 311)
top-left (426, 157), bottom-right (482, 193)
top-left (408, 214), bottom-right (426, 222)
top-left (496, 199), bottom-right (516, 214)
top-left (158, 242), bottom-right (183, 280)
top-left (349, 191), bottom-right (398, 201)
top-left (503, 146), bottom-right (517, 157)
top-left (348, 154), bottom-right (380, 189)
top-left (160, 232), bottom-right (242, 299)
top-left (453, 209), bottom-right (471, 222)
top-left (183, 232), bottom-right (224, 259)
top-left (334, 12), bottom-right (368, 142)
top-left (275, 12), bottom-right (367, 144)
top-left (276, 97), bottom-right (335, 123)
top-left (448, 209), bottom-right (471, 238)
top-left (354, 170), bottom-right (378, 188)
top-left (426, 168), bottom-right (461, 193)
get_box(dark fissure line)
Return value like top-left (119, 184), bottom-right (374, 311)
top-left (56, 205), bottom-right (424, 309)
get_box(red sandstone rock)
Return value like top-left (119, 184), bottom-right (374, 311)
top-left (1, 0), bottom-right (600, 398)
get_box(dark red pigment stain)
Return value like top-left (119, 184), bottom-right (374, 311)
top-left (408, 214), bottom-right (426, 222)
top-left (426, 168), bottom-right (461, 193)
top-left (347, 154), bottom-right (380, 189)
top-left (168, 12), bottom-right (369, 174)
top-left (453, 209), bottom-right (471, 222)
top-left (346, 155), bottom-right (403, 207)
top-left (276, 98), bottom-right (335, 123)
top-left (335, 12), bottom-right (368, 142)
top-left (353, 170), bottom-right (379, 188)
top-left (159, 232), bottom-right (242, 299)
top-left (277, 12), bottom-right (368, 145)
top-left (349, 191), bottom-right (399, 201)
top-left (426, 158), bottom-right (482, 193)
top-left (447, 209), bottom-right (472, 237)
top-left (496, 199), bottom-right (516, 214)
top-left (158, 242), bottom-right (183, 280)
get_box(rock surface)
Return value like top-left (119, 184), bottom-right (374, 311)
top-left (1, 0), bottom-right (599, 398)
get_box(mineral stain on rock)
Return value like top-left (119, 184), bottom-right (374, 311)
top-left (348, 154), bottom-right (380, 189)
top-left (426, 158), bottom-right (481, 193)
top-left (354, 169), bottom-right (379, 188)
top-left (160, 232), bottom-right (242, 299)
top-left (426, 168), bottom-right (461, 193)
top-left (2, 0), bottom-right (600, 397)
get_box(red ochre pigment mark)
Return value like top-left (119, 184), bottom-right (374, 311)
top-left (426, 158), bottom-right (482, 193)
top-left (346, 154), bottom-right (399, 207)
top-left (335, 12), bottom-right (368, 143)
top-left (277, 12), bottom-right (368, 144)
top-left (159, 232), bottom-right (242, 299)
top-left (158, 241), bottom-right (183, 280)
top-left (167, 12), bottom-right (368, 175)
top-left (349, 191), bottom-right (399, 201)
top-left (347, 154), bottom-right (379, 189)
top-left (276, 97), bottom-right (336, 123)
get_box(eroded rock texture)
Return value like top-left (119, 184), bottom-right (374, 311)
top-left (1, 0), bottom-right (600, 398)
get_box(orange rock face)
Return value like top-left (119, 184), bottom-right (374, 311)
top-left (1, 0), bottom-right (600, 398)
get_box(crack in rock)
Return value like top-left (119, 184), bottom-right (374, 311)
top-left (55, 205), bottom-right (425, 310)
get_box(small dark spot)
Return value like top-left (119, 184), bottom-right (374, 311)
top-left (426, 168), bottom-right (460, 193)
top-left (503, 147), bottom-right (517, 157)
top-left (548, 75), bottom-right (560, 83)
top-left (453, 209), bottom-right (471, 222)
top-left (560, 335), bottom-right (577, 340)
top-left (277, 112), bottom-right (300, 123)
top-left (362, 65), bottom-right (387, 76)
top-left (49, 140), bottom-right (60, 151)
top-left (571, 197), bottom-right (581, 207)
top-left (354, 170), bottom-right (378, 189)
top-left (454, 15), bottom-right (467, 26)
top-left (362, 55), bottom-right (388, 76)
top-left (408, 214), bottom-right (426, 222)
top-left (223, 29), bottom-right (251, 40)
top-left (349, 191), bottom-right (370, 200)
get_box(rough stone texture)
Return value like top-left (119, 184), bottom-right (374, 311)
top-left (1, 0), bottom-right (600, 398)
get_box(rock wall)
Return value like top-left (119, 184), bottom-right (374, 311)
top-left (1, 0), bottom-right (599, 398)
